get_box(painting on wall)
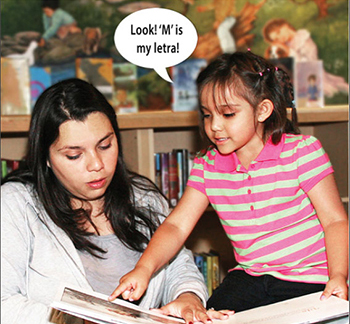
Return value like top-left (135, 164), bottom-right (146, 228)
top-left (1, 0), bottom-right (348, 106)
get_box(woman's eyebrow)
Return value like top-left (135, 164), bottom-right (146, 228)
top-left (58, 132), bottom-right (115, 151)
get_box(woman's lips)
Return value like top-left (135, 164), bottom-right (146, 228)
top-left (87, 178), bottom-right (106, 189)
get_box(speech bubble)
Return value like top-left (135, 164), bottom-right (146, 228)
top-left (114, 8), bottom-right (198, 83)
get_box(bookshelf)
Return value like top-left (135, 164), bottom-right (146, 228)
top-left (1, 105), bottom-right (348, 280)
top-left (1, 105), bottom-right (348, 132)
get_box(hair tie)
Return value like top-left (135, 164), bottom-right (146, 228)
top-left (247, 48), bottom-right (251, 51)
top-left (259, 72), bottom-right (263, 77)
top-left (267, 68), bottom-right (270, 72)
top-left (275, 66), bottom-right (278, 71)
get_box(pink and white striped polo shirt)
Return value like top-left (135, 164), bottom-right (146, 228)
top-left (187, 133), bottom-right (333, 284)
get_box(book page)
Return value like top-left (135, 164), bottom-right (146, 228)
top-left (51, 285), bottom-right (185, 324)
top-left (212, 292), bottom-right (348, 324)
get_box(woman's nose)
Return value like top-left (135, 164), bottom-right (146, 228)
top-left (86, 152), bottom-right (104, 172)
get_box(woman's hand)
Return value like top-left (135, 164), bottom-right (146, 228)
top-left (151, 292), bottom-right (234, 324)
top-left (108, 265), bottom-right (152, 302)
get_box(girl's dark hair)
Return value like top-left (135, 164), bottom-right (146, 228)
top-left (3, 78), bottom-right (162, 256)
top-left (42, 0), bottom-right (60, 9)
top-left (196, 51), bottom-right (299, 146)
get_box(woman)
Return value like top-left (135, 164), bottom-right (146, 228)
top-left (1, 79), bottom-right (228, 324)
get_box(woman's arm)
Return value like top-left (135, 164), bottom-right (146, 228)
top-left (109, 186), bottom-right (210, 301)
top-left (307, 174), bottom-right (349, 300)
top-left (1, 184), bottom-right (52, 323)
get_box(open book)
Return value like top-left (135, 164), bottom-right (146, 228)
top-left (51, 285), bottom-right (184, 324)
top-left (51, 285), bottom-right (349, 324)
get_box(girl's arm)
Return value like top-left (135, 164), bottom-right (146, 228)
top-left (307, 173), bottom-right (349, 300)
top-left (109, 186), bottom-right (210, 301)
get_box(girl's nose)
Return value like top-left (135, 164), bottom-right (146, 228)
top-left (211, 115), bottom-right (223, 131)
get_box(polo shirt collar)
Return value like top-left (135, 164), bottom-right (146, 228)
top-left (213, 134), bottom-right (285, 172)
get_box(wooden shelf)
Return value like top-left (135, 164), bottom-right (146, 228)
top-left (1, 105), bottom-right (348, 133)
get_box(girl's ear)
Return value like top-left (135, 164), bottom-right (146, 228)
top-left (257, 99), bottom-right (274, 122)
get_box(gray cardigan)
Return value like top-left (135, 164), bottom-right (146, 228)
top-left (1, 182), bottom-right (208, 324)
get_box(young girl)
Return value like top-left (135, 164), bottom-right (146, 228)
top-left (109, 51), bottom-right (348, 312)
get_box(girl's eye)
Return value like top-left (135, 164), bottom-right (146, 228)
top-left (223, 113), bottom-right (235, 117)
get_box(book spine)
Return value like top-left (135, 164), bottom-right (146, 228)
top-left (160, 153), bottom-right (169, 199)
top-left (210, 251), bottom-right (220, 291)
top-left (176, 150), bottom-right (183, 199)
top-left (154, 153), bottom-right (162, 191)
top-left (168, 151), bottom-right (179, 208)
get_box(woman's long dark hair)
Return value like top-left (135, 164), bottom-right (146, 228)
top-left (196, 51), bottom-right (299, 146)
top-left (3, 78), bottom-right (162, 256)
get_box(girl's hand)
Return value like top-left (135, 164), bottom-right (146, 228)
top-left (151, 292), bottom-right (234, 324)
top-left (321, 274), bottom-right (348, 301)
top-left (108, 265), bottom-right (152, 302)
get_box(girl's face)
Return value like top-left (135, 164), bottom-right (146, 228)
top-left (269, 24), bottom-right (293, 44)
top-left (43, 7), bottom-right (55, 17)
top-left (48, 112), bottom-right (118, 204)
top-left (200, 84), bottom-right (264, 159)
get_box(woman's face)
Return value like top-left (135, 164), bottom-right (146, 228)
top-left (48, 112), bottom-right (118, 203)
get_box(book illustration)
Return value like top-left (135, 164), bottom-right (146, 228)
top-left (76, 57), bottom-right (114, 101)
top-left (51, 62), bottom-right (76, 85)
top-left (171, 59), bottom-right (207, 112)
top-left (295, 60), bottom-right (324, 108)
top-left (137, 67), bottom-right (172, 112)
top-left (52, 285), bottom-right (184, 324)
top-left (113, 63), bottom-right (138, 114)
top-left (1, 57), bottom-right (31, 115)
top-left (30, 66), bottom-right (52, 109)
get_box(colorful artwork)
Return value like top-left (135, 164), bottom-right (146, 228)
top-left (1, 0), bottom-right (348, 106)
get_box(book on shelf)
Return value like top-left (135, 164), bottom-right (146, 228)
top-left (192, 251), bottom-right (220, 296)
top-left (1, 57), bottom-right (31, 115)
top-left (156, 149), bottom-right (194, 207)
top-left (76, 57), bottom-right (114, 102)
top-left (168, 151), bottom-right (179, 208)
top-left (112, 62), bottom-right (138, 114)
top-left (51, 284), bottom-right (185, 324)
top-left (51, 62), bottom-right (76, 85)
top-left (160, 153), bottom-right (169, 200)
top-left (1, 158), bottom-right (26, 179)
top-left (30, 65), bottom-right (52, 109)
top-left (154, 153), bottom-right (162, 191)
top-left (295, 60), bottom-right (324, 108)
top-left (171, 58), bottom-right (207, 112)
top-left (137, 67), bottom-right (172, 112)
top-left (209, 250), bottom-right (220, 292)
